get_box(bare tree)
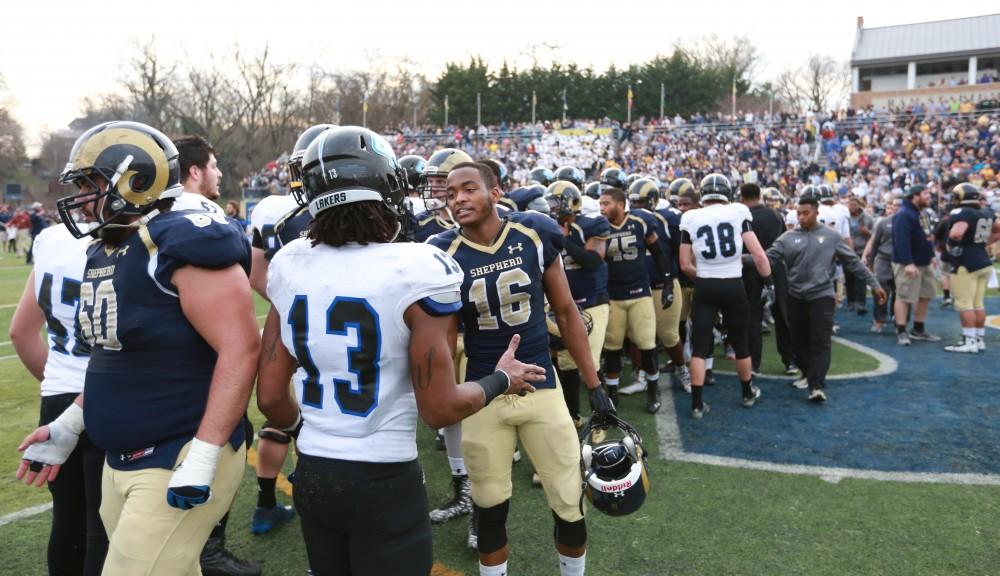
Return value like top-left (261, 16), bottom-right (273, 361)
top-left (775, 55), bottom-right (850, 113)
top-left (121, 40), bottom-right (178, 128)
top-left (0, 75), bottom-right (26, 182)
top-left (683, 34), bottom-right (761, 91)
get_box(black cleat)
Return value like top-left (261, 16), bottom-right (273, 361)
top-left (201, 537), bottom-right (261, 576)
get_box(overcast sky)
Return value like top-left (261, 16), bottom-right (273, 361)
top-left (0, 1), bottom-right (991, 152)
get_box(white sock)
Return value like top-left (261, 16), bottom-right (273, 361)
top-left (558, 552), bottom-right (586, 576)
top-left (480, 561), bottom-right (508, 576)
top-left (443, 422), bottom-right (463, 460)
top-left (646, 371), bottom-right (659, 382)
top-left (963, 328), bottom-right (976, 339)
top-left (448, 457), bottom-right (467, 476)
top-left (706, 356), bottom-right (714, 370)
top-left (607, 378), bottom-right (619, 387)
top-left (975, 327), bottom-right (985, 338)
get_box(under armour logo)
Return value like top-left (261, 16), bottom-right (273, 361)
top-left (508, 242), bottom-right (523, 255)
top-left (818, 237), bottom-right (825, 244)
top-left (118, 245), bottom-right (129, 257)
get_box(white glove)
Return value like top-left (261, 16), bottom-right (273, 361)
top-left (166, 438), bottom-right (222, 510)
top-left (23, 403), bottom-right (84, 467)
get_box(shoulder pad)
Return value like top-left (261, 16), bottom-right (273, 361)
top-left (152, 210), bottom-right (250, 272)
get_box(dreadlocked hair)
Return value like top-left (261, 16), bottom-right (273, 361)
top-left (309, 201), bottom-right (399, 247)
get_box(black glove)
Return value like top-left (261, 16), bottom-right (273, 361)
top-left (589, 386), bottom-right (616, 418)
top-left (661, 285), bottom-right (675, 309)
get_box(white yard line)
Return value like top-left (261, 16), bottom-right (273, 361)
top-left (713, 336), bottom-right (898, 381)
top-left (0, 503), bottom-right (52, 527)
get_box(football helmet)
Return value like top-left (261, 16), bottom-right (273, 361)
top-left (300, 126), bottom-right (407, 222)
top-left (528, 167), bottom-right (556, 187)
top-left (423, 148), bottom-right (473, 212)
top-left (699, 173), bottom-right (732, 203)
top-left (624, 173), bottom-right (643, 191)
top-left (600, 168), bottom-right (627, 190)
top-left (628, 178), bottom-right (659, 209)
top-left (668, 178), bottom-right (695, 199)
top-left (581, 413), bottom-right (649, 516)
top-left (288, 124), bottom-right (338, 204)
top-left (509, 184), bottom-right (550, 213)
top-left (398, 155), bottom-right (427, 192)
top-left (817, 183), bottom-right (836, 204)
top-left (545, 181), bottom-right (583, 219)
top-left (57, 121), bottom-right (182, 239)
top-left (480, 158), bottom-right (510, 191)
top-left (554, 165), bottom-right (586, 189)
top-left (799, 185), bottom-right (822, 204)
top-left (762, 187), bottom-right (784, 207)
top-left (583, 181), bottom-right (602, 199)
top-left (952, 182), bottom-right (982, 206)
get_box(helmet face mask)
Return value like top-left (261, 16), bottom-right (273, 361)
top-left (581, 413), bottom-right (649, 517)
top-left (57, 121), bottom-right (181, 239)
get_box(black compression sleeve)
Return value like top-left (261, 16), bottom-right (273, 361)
top-left (681, 230), bottom-right (692, 244)
top-left (647, 240), bottom-right (672, 279)
top-left (563, 240), bottom-right (603, 271)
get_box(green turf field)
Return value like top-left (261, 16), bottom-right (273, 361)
top-left (2, 255), bottom-right (1000, 575)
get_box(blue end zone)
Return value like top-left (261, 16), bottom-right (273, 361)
top-left (672, 296), bottom-right (1000, 475)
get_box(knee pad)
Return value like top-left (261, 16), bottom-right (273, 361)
top-left (258, 421), bottom-right (291, 444)
top-left (604, 349), bottom-right (622, 374)
top-left (552, 511), bottom-right (587, 548)
top-left (476, 500), bottom-right (510, 554)
top-left (640, 349), bottom-right (658, 375)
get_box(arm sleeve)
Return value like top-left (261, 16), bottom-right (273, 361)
top-left (563, 240), bottom-right (603, 271)
top-left (533, 213), bottom-right (565, 268)
top-left (646, 237), bottom-right (672, 279)
top-left (837, 237), bottom-right (880, 290)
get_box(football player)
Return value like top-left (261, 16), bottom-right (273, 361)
top-left (172, 135), bottom-right (227, 215)
top-left (543, 181), bottom-right (611, 427)
top-left (18, 121), bottom-right (259, 575)
top-left (429, 162), bottom-right (614, 576)
top-left (414, 148), bottom-right (472, 242)
top-left (245, 125), bottom-right (335, 541)
top-left (256, 127), bottom-right (542, 576)
top-left (172, 134), bottom-right (261, 576)
top-left (943, 183), bottom-right (1000, 353)
top-left (622, 178), bottom-right (689, 393)
top-left (12, 212), bottom-right (108, 575)
top-left (598, 187), bottom-right (674, 413)
top-left (528, 166), bottom-right (555, 187)
top-left (679, 174), bottom-right (772, 418)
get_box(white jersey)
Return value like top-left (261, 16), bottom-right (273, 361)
top-left (268, 239), bottom-right (464, 463)
top-left (818, 203), bottom-right (850, 239)
top-left (249, 194), bottom-right (298, 253)
top-left (30, 225), bottom-right (92, 396)
top-left (174, 191), bottom-right (225, 215)
top-left (580, 195), bottom-right (600, 217)
top-left (680, 202), bottom-right (752, 279)
top-left (785, 209), bottom-right (798, 228)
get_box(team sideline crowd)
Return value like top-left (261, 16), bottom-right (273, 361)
top-left (8, 114), bottom-right (1000, 576)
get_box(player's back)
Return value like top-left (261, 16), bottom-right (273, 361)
top-left (250, 194), bottom-right (299, 256)
top-left (680, 203), bottom-right (751, 279)
top-left (268, 239), bottom-right (463, 463)
top-left (31, 224), bottom-right (93, 395)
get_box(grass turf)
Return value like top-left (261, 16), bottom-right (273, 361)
top-left (1, 256), bottom-right (1000, 574)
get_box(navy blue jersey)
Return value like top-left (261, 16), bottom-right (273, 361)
top-left (414, 213), bottom-right (457, 243)
top-left (507, 187), bottom-right (544, 211)
top-left (633, 208), bottom-right (671, 289)
top-left (947, 206), bottom-right (994, 272)
top-left (80, 209), bottom-right (250, 470)
top-left (429, 212), bottom-right (563, 389)
top-left (273, 205), bottom-right (312, 257)
top-left (563, 214), bottom-right (610, 308)
top-left (605, 214), bottom-right (653, 300)
top-left (658, 207), bottom-right (682, 278)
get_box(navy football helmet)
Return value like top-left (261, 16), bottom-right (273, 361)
top-left (600, 168), bottom-right (627, 190)
top-left (554, 165), bottom-right (586, 189)
top-left (528, 167), bottom-right (556, 187)
top-left (581, 413), bottom-right (650, 516)
top-left (288, 124), bottom-right (338, 205)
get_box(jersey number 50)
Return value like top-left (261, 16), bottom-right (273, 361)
top-left (78, 279), bottom-right (122, 351)
top-left (288, 296), bottom-right (381, 417)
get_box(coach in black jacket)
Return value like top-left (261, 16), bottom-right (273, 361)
top-left (739, 184), bottom-right (790, 373)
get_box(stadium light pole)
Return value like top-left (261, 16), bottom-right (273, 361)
top-left (444, 95), bottom-right (449, 128)
top-left (531, 90), bottom-right (537, 137)
top-left (362, 90), bottom-right (369, 128)
top-left (412, 78), bottom-right (420, 129)
top-left (476, 92), bottom-right (482, 127)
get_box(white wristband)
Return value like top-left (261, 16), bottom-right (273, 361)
top-left (53, 403), bottom-right (85, 436)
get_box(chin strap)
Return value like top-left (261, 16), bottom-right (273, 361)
top-left (102, 209), bottom-right (160, 230)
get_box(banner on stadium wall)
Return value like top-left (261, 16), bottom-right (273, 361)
top-left (557, 127), bottom-right (613, 136)
top-left (861, 86), bottom-right (1000, 110)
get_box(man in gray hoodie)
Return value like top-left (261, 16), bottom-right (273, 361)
top-left (767, 194), bottom-right (887, 403)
